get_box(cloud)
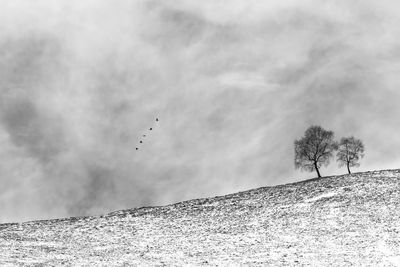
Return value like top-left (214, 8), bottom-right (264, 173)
top-left (1, 0), bottom-right (400, 222)
top-left (218, 72), bottom-right (277, 91)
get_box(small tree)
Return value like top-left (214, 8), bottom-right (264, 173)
top-left (294, 125), bottom-right (337, 178)
top-left (336, 136), bottom-right (365, 174)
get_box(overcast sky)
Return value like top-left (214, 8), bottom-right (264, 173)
top-left (1, 0), bottom-right (400, 223)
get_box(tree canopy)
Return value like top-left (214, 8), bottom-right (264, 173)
top-left (337, 136), bottom-right (365, 174)
top-left (294, 125), bottom-right (338, 178)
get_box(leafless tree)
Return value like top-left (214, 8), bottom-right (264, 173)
top-left (336, 136), bottom-right (365, 174)
top-left (294, 125), bottom-right (338, 178)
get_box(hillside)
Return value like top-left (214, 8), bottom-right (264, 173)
top-left (1, 170), bottom-right (400, 266)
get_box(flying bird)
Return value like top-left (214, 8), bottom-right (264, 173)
top-left (136, 117), bottom-right (159, 151)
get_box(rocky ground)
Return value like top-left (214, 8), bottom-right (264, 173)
top-left (1, 169), bottom-right (400, 266)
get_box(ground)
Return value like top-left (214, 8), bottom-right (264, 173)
top-left (1, 169), bottom-right (400, 266)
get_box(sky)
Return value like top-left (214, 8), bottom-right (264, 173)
top-left (1, 0), bottom-right (400, 223)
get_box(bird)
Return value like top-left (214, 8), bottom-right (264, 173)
top-left (140, 141), bottom-right (142, 143)
top-left (136, 148), bottom-right (139, 150)
top-left (149, 128), bottom-right (152, 130)
top-left (156, 118), bottom-right (159, 122)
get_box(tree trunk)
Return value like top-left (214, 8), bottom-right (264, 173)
top-left (314, 162), bottom-right (321, 178)
top-left (347, 163), bottom-right (351, 174)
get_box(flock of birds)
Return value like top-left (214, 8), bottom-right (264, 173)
top-left (136, 117), bottom-right (159, 151)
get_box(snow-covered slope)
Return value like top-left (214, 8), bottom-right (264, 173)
top-left (1, 170), bottom-right (400, 266)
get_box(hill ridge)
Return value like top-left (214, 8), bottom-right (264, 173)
top-left (1, 169), bottom-right (400, 266)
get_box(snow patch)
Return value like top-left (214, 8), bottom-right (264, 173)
top-left (389, 256), bottom-right (400, 267)
top-left (305, 192), bottom-right (336, 203)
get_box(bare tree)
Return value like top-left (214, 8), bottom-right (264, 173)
top-left (294, 125), bottom-right (337, 178)
top-left (336, 136), bottom-right (365, 174)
